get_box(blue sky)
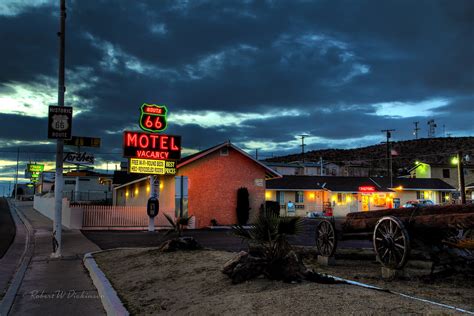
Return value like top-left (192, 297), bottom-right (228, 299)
top-left (0, 0), bottom-right (473, 193)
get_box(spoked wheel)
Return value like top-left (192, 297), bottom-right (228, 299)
top-left (373, 216), bottom-right (410, 269)
top-left (315, 219), bottom-right (337, 257)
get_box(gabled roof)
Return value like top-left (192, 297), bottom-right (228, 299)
top-left (266, 175), bottom-right (391, 192)
top-left (375, 177), bottom-right (456, 191)
top-left (178, 142), bottom-right (281, 179)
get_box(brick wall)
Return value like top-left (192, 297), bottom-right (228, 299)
top-left (178, 147), bottom-right (266, 228)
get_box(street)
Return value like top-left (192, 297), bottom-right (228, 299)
top-left (82, 219), bottom-right (372, 252)
top-left (0, 198), bottom-right (15, 258)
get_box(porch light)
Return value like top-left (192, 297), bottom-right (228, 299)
top-left (126, 191), bottom-right (129, 198)
top-left (265, 191), bottom-right (271, 199)
top-left (135, 188), bottom-right (139, 196)
top-left (309, 192), bottom-right (315, 200)
top-left (146, 186), bottom-right (150, 193)
top-left (451, 157), bottom-right (459, 165)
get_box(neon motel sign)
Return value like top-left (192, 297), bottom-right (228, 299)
top-left (358, 186), bottom-right (375, 192)
top-left (123, 131), bottom-right (181, 160)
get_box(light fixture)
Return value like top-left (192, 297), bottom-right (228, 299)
top-left (451, 157), bottom-right (459, 165)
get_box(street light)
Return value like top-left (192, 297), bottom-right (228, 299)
top-left (452, 152), bottom-right (466, 204)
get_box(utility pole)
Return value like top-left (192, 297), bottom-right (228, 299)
top-left (457, 151), bottom-right (466, 204)
top-left (14, 148), bottom-right (19, 200)
top-left (299, 134), bottom-right (309, 163)
top-left (413, 121), bottom-right (419, 139)
top-left (255, 149), bottom-right (258, 160)
top-left (381, 129), bottom-right (395, 187)
top-left (52, 0), bottom-right (66, 258)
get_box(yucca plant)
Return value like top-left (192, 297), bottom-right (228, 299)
top-left (232, 213), bottom-right (304, 279)
top-left (163, 213), bottom-right (194, 237)
top-left (227, 213), bottom-right (342, 284)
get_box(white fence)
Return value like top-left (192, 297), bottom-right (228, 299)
top-left (34, 195), bottom-right (183, 230)
top-left (33, 195), bottom-right (83, 229)
top-left (82, 205), bottom-right (174, 230)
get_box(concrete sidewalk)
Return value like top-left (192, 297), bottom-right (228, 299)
top-left (7, 201), bottom-right (105, 316)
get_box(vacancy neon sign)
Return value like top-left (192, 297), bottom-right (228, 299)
top-left (358, 186), bottom-right (375, 192)
top-left (123, 131), bottom-right (181, 160)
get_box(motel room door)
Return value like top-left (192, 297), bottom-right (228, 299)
top-left (349, 194), bottom-right (358, 212)
top-left (361, 194), bottom-right (370, 211)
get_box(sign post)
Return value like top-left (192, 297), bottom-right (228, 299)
top-left (148, 176), bottom-right (159, 231)
top-left (49, 0), bottom-right (68, 259)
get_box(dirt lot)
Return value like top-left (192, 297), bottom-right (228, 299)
top-left (307, 257), bottom-right (474, 313)
top-left (94, 248), bottom-right (473, 315)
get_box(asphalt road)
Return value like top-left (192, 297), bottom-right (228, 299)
top-left (0, 198), bottom-right (16, 258)
top-left (82, 219), bottom-right (372, 251)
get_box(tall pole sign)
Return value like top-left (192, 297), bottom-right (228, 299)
top-left (123, 103), bottom-right (181, 232)
top-left (50, 0), bottom-right (68, 258)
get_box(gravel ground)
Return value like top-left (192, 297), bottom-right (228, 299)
top-left (93, 248), bottom-right (468, 315)
top-left (306, 257), bottom-right (474, 313)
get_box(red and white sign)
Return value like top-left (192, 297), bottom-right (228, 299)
top-left (358, 186), bottom-right (375, 192)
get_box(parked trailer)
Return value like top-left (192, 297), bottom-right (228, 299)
top-left (315, 205), bottom-right (474, 270)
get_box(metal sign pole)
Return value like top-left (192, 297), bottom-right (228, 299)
top-left (148, 176), bottom-right (155, 232)
top-left (52, 0), bottom-right (66, 258)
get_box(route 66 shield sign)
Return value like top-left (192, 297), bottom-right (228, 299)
top-left (48, 106), bottom-right (73, 139)
top-left (52, 114), bottom-right (69, 131)
top-left (139, 103), bottom-right (168, 133)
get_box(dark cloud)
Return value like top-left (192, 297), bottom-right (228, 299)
top-left (0, 0), bottom-right (473, 185)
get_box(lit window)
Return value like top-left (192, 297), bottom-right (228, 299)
top-left (295, 191), bottom-right (304, 203)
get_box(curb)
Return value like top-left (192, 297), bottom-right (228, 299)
top-left (83, 252), bottom-right (129, 316)
top-left (0, 200), bottom-right (34, 316)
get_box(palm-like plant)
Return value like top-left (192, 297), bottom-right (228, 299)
top-left (232, 213), bottom-right (304, 265)
top-left (163, 213), bottom-right (194, 237)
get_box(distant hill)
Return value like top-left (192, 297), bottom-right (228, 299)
top-left (265, 137), bottom-right (474, 176)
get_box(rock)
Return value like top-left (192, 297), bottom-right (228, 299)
top-left (230, 256), bottom-right (265, 284)
top-left (265, 251), bottom-right (307, 283)
top-left (158, 237), bottom-right (202, 252)
top-left (222, 251), bottom-right (248, 275)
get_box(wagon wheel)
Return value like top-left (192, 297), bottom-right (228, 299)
top-left (315, 219), bottom-right (337, 257)
top-left (373, 216), bottom-right (410, 269)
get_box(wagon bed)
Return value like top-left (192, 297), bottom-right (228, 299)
top-left (315, 204), bottom-right (474, 270)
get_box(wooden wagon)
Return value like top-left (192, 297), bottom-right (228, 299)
top-left (315, 204), bottom-right (474, 270)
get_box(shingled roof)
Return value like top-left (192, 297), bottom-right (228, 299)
top-left (266, 175), bottom-right (391, 192)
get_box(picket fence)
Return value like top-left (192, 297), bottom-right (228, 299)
top-left (82, 205), bottom-right (172, 229)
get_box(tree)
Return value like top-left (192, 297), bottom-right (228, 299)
top-left (236, 187), bottom-right (250, 225)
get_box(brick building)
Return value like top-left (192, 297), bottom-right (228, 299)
top-left (114, 142), bottom-right (280, 228)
